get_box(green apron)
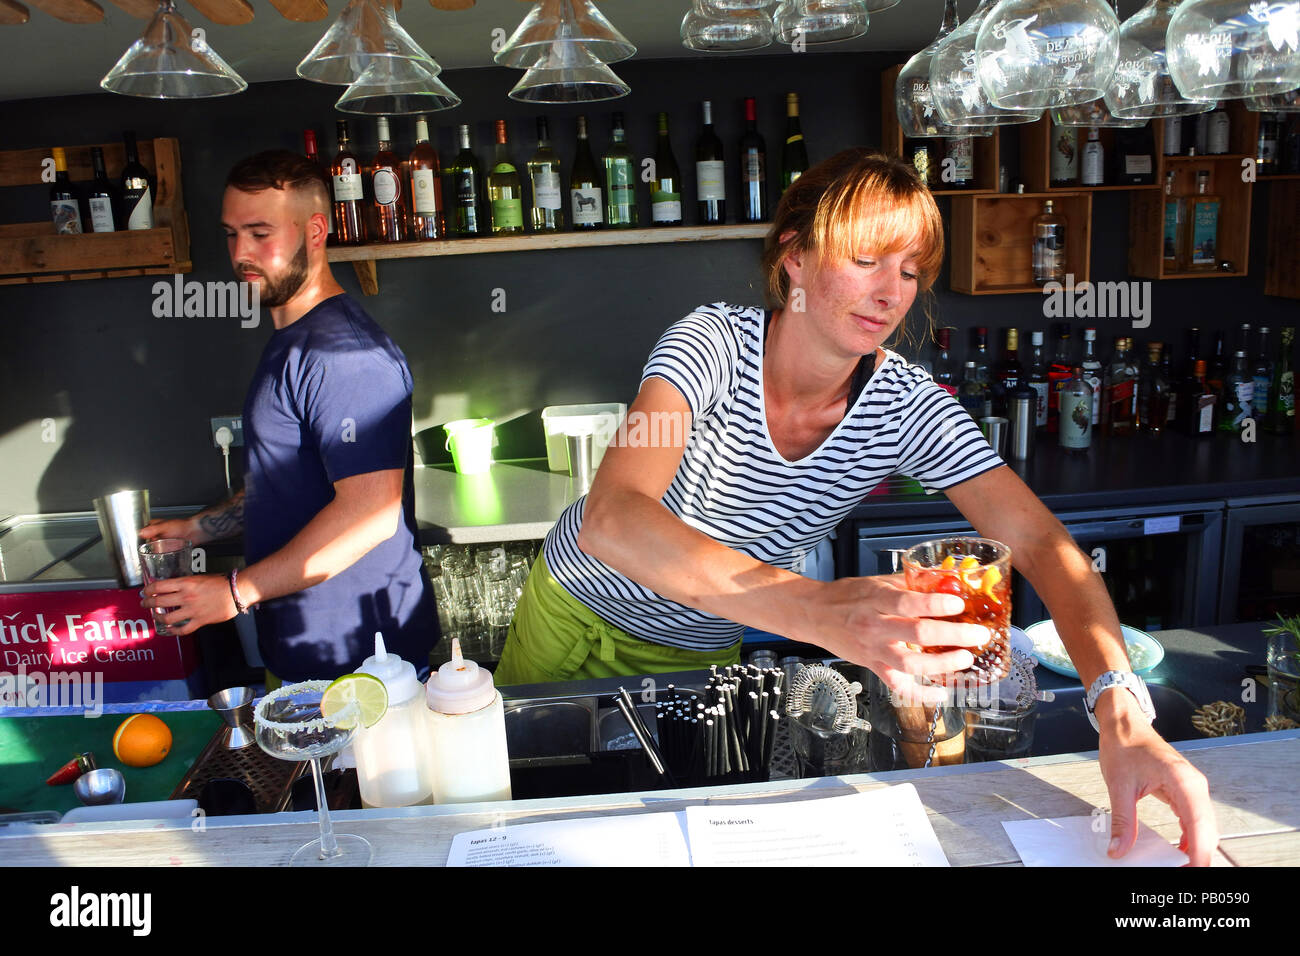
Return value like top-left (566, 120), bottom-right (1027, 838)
top-left (494, 552), bottom-right (740, 685)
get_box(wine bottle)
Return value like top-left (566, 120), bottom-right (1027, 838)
top-left (570, 115), bottom-right (603, 231)
top-left (331, 120), bottom-right (366, 245)
top-left (370, 117), bottom-right (404, 242)
top-left (488, 119), bottom-right (524, 236)
top-left (49, 147), bottom-right (82, 235)
top-left (782, 92), bottom-right (809, 191)
top-left (696, 100), bottom-right (726, 225)
top-left (409, 115), bottom-right (444, 240)
top-left (651, 112), bottom-right (683, 226)
top-left (120, 130), bottom-right (153, 231)
top-left (527, 116), bottom-right (563, 233)
top-left (303, 129), bottom-right (335, 240)
top-left (1081, 127), bottom-right (1104, 186)
top-left (603, 112), bottom-right (637, 228)
top-left (448, 124), bottom-right (483, 237)
top-left (738, 96), bottom-right (767, 223)
top-left (1032, 200), bottom-right (1066, 286)
top-left (88, 146), bottom-right (116, 234)
top-left (1026, 331), bottom-right (1050, 427)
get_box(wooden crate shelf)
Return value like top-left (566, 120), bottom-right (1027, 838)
top-left (950, 192), bottom-right (1091, 295)
top-left (0, 137), bottom-right (190, 286)
top-left (1264, 178), bottom-right (1300, 299)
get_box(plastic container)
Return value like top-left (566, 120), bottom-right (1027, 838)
top-left (540, 403), bottom-right (626, 472)
top-left (443, 418), bottom-right (496, 475)
top-left (425, 638), bottom-right (512, 805)
top-left (353, 633), bottom-right (438, 808)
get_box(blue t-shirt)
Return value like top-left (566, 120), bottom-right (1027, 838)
top-left (242, 293), bottom-right (437, 681)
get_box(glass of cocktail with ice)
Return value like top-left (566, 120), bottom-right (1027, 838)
top-left (902, 537), bottom-right (1012, 687)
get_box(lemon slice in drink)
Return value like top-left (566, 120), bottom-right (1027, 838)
top-left (320, 673), bottom-right (388, 730)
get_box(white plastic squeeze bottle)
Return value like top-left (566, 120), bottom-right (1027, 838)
top-left (354, 632), bottom-right (438, 808)
top-left (425, 638), bottom-right (512, 804)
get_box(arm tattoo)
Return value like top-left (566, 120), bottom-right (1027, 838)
top-left (198, 491), bottom-right (245, 540)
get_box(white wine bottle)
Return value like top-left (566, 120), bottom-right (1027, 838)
top-left (488, 119), bottom-right (524, 235)
top-left (570, 115), bottom-right (603, 230)
top-left (527, 116), bottom-right (563, 233)
top-left (651, 112), bottom-right (683, 226)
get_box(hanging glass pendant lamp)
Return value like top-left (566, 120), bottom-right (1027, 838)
top-left (336, 52), bottom-right (461, 114)
top-left (101, 0), bottom-right (246, 98)
top-left (508, 37), bottom-right (631, 101)
top-left (496, 0), bottom-right (635, 68)
top-left (298, 0), bottom-right (435, 85)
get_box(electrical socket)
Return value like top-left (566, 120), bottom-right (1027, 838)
top-left (210, 416), bottom-right (244, 449)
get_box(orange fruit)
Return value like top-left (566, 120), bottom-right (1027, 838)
top-left (112, 714), bottom-right (172, 768)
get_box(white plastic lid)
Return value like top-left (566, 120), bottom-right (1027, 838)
top-left (357, 633), bottom-right (420, 707)
top-left (426, 639), bottom-right (497, 715)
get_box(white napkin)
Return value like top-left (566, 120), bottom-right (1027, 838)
top-left (1003, 815), bottom-right (1189, 867)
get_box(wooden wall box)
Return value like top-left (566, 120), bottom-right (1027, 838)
top-left (950, 192), bottom-right (1091, 295)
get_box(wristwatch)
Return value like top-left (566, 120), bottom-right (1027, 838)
top-left (1084, 670), bottom-right (1156, 732)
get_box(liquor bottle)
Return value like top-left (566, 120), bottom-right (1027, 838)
top-left (1251, 327), bottom-right (1273, 422)
top-left (330, 121), bottom-right (365, 245)
top-left (782, 92), bottom-right (809, 191)
top-left (1026, 330), bottom-right (1050, 428)
top-left (944, 136), bottom-right (974, 189)
top-left (1047, 323), bottom-right (1074, 433)
top-left (570, 115), bottom-right (603, 231)
top-left (303, 130), bottom-right (335, 240)
top-left (1081, 127), bottom-right (1104, 186)
top-left (1059, 368), bottom-right (1093, 451)
top-left (487, 119), bottom-right (524, 236)
top-left (1206, 107), bottom-right (1230, 155)
top-left (121, 130), bottom-right (154, 230)
top-left (1269, 327), bottom-right (1295, 434)
top-left (1207, 329), bottom-right (1228, 401)
top-left (409, 116), bottom-right (444, 240)
top-left (1136, 342), bottom-right (1170, 434)
top-left (1218, 351), bottom-right (1254, 432)
top-left (651, 112), bottom-right (683, 226)
top-left (448, 124), bottom-right (483, 237)
top-left (1181, 170), bottom-right (1219, 272)
top-left (1161, 345), bottom-right (1178, 426)
top-left (603, 112), bottom-right (637, 228)
top-left (695, 100), bottom-right (726, 225)
top-left (49, 147), bottom-right (82, 235)
top-left (971, 326), bottom-right (993, 417)
top-left (1103, 337), bottom-right (1138, 436)
top-left (1113, 125), bottom-right (1155, 185)
top-left (1050, 123), bottom-right (1079, 186)
top-left (1162, 116), bottom-right (1182, 156)
top-left (907, 141), bottom-right (935, 187)
top-left (1032, 200), bottom-right (1066, 286)
top-left (1080, 327), bottom-right (1103, 427)
top-left (991, 328), bottom-right (1024, 418)
top-left (1257, 112), bottom-right (1280, 175)
top-left (88, 146), bottom-right (116, 233)
top-left (371, 117), bottom-right (404, 243)
top-left (957, 361), bottom-right (986, 420)
top-left (527, 117), bottom-right (563, 234)
top-left (738, 97), bottom-right (767, 223)
top-left (1178, 359), bottom-right (1217, 437)
top-left (932, 327), bottom-right (958, 396)
top-left (1162, 170), bottom-right (1184, 272)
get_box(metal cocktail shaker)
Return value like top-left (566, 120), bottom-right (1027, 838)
top-left (92, 489), bottom-right (150, 586)
top-left (1007, 391), bottom-right (1037, 461)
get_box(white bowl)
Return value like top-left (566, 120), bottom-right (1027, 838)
top-left (1023, 620), bottom-right (1165, 678)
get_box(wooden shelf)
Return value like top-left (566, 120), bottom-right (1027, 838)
top-left (1021, 115), bottom-right (1165, 192)
top-left (327, 223), bottom-right (769, 294)
top-left (950, 192), bottom-right (1092, 295)
top-left (1264, 178), bottom-right (1300, 299)
top-left (0, 138), bottom-right (190, 286)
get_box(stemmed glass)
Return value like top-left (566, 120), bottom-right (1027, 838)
top-left (930, 0), bottom-right (1043, 127)
top-left (1105, 0), bottom-right (1215, 119)
top-left (897, 0), bottom-right (995, 137)
top-left (255, 681), bottom-right (372, 866)
top-left (1167, 0), bottom-right (1300, 101)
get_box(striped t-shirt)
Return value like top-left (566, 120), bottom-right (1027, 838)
top-left (542, 302), bottom-right (1003, 651)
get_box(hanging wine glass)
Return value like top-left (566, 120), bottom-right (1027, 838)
top-left (897, 0), bottom-right (995, 136)
top-left (1167, 0), bottom-right (1300, 101)
top-left (974, 0), bottom-right (1121, 111)
top-left (773, 0), bottom-right (870, 45)
top-left (682, 0), bottom-right (775, 51)
top-left (1105, 0), bottom-right (1215, 118)
top-left (930, 0), bottom-right (1043, 126)
top-left (1245, 86), bottom-right (1300, 109)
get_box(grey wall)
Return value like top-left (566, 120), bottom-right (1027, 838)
top-left (1, 51), bottom-right (1295, 515)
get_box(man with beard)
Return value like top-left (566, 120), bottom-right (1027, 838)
top-left (140, 151), bottom-right (438, 683)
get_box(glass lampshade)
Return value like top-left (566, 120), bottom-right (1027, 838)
top-left (298, 0), bottom-right (436, 86)
top-left (101, 0), bottom-right (246, 98)
top-left (495, 0), bottom-right (635, 69)
top-left (508, 39), bottom-right (630, 102)
top-left (335, 55), bottom-right (460, 114)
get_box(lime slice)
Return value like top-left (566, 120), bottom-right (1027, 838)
top-left (320, 673), bottom-right (388, 730)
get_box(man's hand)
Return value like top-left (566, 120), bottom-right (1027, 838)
top-left (140, 516), bottom-right (205, 545)
top-left (1098, 692), bottom-right (1218, 866)
top-left (141, 573), bottom-right (237, 637)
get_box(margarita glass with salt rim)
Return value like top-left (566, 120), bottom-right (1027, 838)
top-left (254, 680), bottom-right (372, 866)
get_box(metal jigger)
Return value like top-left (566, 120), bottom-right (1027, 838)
top-left (208, 687), bottom-right (258, 749)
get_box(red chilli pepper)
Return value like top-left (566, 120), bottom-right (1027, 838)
top-left (45, 752), bottom-right (95, 786)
